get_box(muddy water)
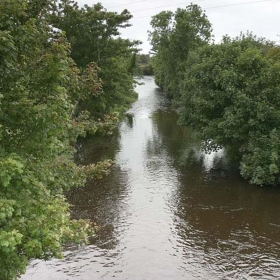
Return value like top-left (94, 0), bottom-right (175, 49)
top-left (22, 77), bottom-right (280, 279)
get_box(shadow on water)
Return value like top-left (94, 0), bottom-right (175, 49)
top-left (151, 107), bottom-right (280, 279)
top-left (69, 129), bottom-right (134, 251)
top-left (75, 129), bottom-right (121, 164)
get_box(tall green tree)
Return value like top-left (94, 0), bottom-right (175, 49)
top-left (50, 1), bottom-right (140, 120)
top-left (0, 1), bottom-right (111, 278)
top-left (178, 33), bottom-right (280, 185)
top-left (149, 4), bottom-right (212, 100)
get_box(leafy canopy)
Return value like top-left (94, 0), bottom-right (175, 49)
top-left (178, 33), bottom-right (280, 185)
top-left (149, 4), bottom-right (212, 99)
top-left (0, 0), bottom-right (112, 278)
top-left (150, 4), bottom-right (280, 186)
top-left (50, 1), bottom-right (140, 120)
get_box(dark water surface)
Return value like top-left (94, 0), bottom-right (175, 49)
top-left (22, 77), bottom-right (280, 279)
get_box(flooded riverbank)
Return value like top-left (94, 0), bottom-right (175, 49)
top-left (22, 77), bottom-right (280, 280)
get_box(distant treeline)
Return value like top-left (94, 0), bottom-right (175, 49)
top-left (149, 4), bottom-right (280, 186)
top-left (134, 54), bottom-right (154, 76)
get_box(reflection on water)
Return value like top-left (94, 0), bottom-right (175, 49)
top-left (22, 77), bottom-right (280, 280)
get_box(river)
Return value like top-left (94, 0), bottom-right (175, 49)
top-left (22, 76), bottom-right (280, 279)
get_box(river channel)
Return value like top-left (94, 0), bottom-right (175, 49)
top-left (22, 77), bottom-right (280, 279)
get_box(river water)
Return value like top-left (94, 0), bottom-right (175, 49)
top-left (22, 77), bottom-right (280, 279)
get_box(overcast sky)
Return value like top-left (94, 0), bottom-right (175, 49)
top-left (76, 0), bottom-right (280, 53)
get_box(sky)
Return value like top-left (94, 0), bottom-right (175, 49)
top-left (76, 0), bottom-right (280, 53)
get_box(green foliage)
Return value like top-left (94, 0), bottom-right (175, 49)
top-left (178, 33), bottom-right (280, 185)
top-left (50, 1), bottom-right (140, 120)
top-left (150, 5), bottom-right (280, 185)
top-left (149, 5), bottom-right (212, 99)
top-left (0, 0), bottom-right (114, 278)
top-left (134, 54), bottom-right (154, 76)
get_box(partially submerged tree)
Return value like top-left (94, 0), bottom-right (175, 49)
top-left (178, 34), bottom-right (280, 185)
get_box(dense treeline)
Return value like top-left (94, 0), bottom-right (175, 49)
top-left (134, 54), bottom-right (154, 76)
top-left (0, 0), bottom-right (138, 279)
top-left (149, 4), bottom-right (280, 186)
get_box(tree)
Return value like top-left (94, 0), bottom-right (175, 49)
top-left (178, 33), bottom-right (280, 185)
top-left (50, 1), bottom-right (140, 120)
top-left (0, 1), bottom-right (111, 278)
top-left (149, 4), bottom-right (212, 100)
